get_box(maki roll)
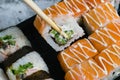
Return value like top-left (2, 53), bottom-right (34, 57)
top-left (83, 2), bottom-right (120, 34)
top-left (34, 15), bottom-right (84, 51)
top-left (58, 38), bottom-right (98, 72)
top-left (65, 58), bottom-right (106, 80)
top-left (0, 68), bottom-right (8, 80)
top-left (40, 0), bottom-right (108, 18)
top-left (43, 0), bottom-right (89, 18)
top-left (0, 27), bottom-right (31, 62)
top-left (88, 21), bottom-right (120, 52)
top-left (5, 50), bottom-right (52, 80)
top-left (94, 41), bottom-right (120, 80)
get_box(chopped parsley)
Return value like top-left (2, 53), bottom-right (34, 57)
top-left (11, 62), bottom-right (33, 75)
top-left (50, 29), bottom-right (74, 45)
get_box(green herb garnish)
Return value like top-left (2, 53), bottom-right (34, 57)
top-left (50, 29), bottom-right (74, 45)
top-left (11, 62), bottom-right (33, 75)
top-left (0, 35), bottom-right (16, 49)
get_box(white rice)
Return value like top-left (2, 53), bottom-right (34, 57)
top-left (45, 78), bottom-right (54, 80)
top-left (0, 27), bottom-right (31, 62)
top-left (42, 15), bottom-right (85, 51)
top-left (6, 51), bottom-right (48, 80)
top-left (102, 67), bottom-right (120, 80)
top-left (0, 68), bottom-right (8, 80)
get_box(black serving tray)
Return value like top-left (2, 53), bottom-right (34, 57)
top-left (17, 15), bottom-right (65, 80)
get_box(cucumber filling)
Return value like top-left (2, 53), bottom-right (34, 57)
top-left (0, 35), bottom-right (16, 49)
top-left (50, 29), bottom-right (74, 45)
top-left (10, 62), bottom-right (33, 79)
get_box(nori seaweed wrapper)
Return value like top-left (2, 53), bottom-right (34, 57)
top-left (0, 46), bottom-right (33, 71)
top-left (23, 70), bottom-right (51, 80)
top-left (113, 76), bottom-right (120, 80)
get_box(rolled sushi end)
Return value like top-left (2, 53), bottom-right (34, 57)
top-left (43, 15), bottom-right (85, 51)
top-left (0, 26), bottom-right (31, 62)
top-left (0, 68), bottom-right (8, 80)
top-left (6, 51), bottom-right (49, 80)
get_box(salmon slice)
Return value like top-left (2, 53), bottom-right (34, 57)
top-left (65, 58), bottom-right (106, 80)
top-left (43, 0), bottom-right (90, 18)
top-left (83, 2), bottom-right (120, 34)
top-left (58, 38), bottom-right (98, 72)
top-left (88, 21), bottom-right (120, 52)
top-left (94, 42), bottom-right (120, 77)
top-left (34, 0), bottom-right (90, 30)
top-left (43, 0), bottom-right (108, 18)
top-left (85, 0), bottom-right (108, 8)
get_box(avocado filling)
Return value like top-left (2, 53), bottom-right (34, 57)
top-left (50, 29), bottom-right (74, 45)
top-left (0, 35), bottom-right (16, 49)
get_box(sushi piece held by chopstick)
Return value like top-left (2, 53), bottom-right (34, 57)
top-left (35, 15), bottom-right (85, 51)
top-left (0, 68), bottom-right (8, 80)
top-left (24, 0), bottom-right (85, 51)
top-left (0, 27), bottom-right (31, 63)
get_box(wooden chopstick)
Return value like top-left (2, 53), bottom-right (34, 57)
top-left (23, 0), bottom-right (68, 39)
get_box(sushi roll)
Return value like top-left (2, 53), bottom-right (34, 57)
top-left (42, 0), bottom-right (108, 18)
top-left (83, 2), bottom-right (120, 34)
top-left (58, 38), bottom-right (98, 72)
top-left (85, 0), bottom-right (108, 8)
top-left (65, 58), bottom-right (106, 80)
top-left (43, 0), bottom-right (89, 18)
top-left (94, 41), bottom-right (120, 80)
top-left (88, 21), bottom-right (120, 52)
top-left (0, 68), bottom-right (8, 80)
top-left (34, 14), bottom-right (84, 51)
top-left (0, 27), bottom-right (31, 62)
top-left (4, 48), bottom-right (52, 80)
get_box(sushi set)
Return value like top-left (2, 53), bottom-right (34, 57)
top-left (0, 0), bottom-right (120, 80)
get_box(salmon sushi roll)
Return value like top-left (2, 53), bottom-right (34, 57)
top-left (43, 0), bottom-right (89, 18)
top-left (0, 27), bottom-right (31, 62)
top-left (34, 14), bottom-right (84, 51)
top-left (94, 42), bottom-right (120, 80)
top-left (65, 58), bottom-right (106, 80)
top-left (83, 2), bottom-right (120, 34)
top-left (84, 0), bottom-right (108, 8)
top-left (88, 21), bottom-right (120, 52)
top-left (0, 68), bottom-right (8, 80)
top-left (58, 38), bottom-right (98, 72)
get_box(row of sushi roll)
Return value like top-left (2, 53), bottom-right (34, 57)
top-left (33, 0), bottom-right (120, 80)
top-left (0, 27), bottom-right (54, 80)
top-left (34, 0), bottom-right (119, 52)
top-left (33, 0), bottom-right (120, 53)
top-left (65, 41), bottom-right (120, 80)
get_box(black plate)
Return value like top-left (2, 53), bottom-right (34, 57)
top-left (17, 15), bottom-right (65, 80)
